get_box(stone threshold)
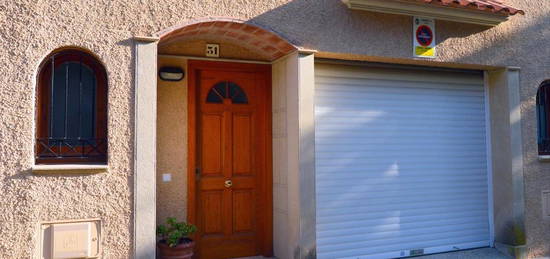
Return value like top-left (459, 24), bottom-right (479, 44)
top-left (233, 248), bottom-right (510, 259)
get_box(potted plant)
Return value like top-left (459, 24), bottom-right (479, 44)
top-left (157, 217), bottom-right (197, 259)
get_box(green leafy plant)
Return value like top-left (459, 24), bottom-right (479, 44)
top-left (157, 217), bottom-right (197, 247)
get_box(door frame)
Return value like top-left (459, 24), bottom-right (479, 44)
top-left (187, 60), bottom-right (273, 256)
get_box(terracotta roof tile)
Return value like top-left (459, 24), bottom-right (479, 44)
top-left (408, 0), bottom-right (524, 15)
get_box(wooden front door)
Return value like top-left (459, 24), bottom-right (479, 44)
top-left (188, 61), bottom-right (272, 259)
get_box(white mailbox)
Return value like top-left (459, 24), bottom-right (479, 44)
top-left (51, 223), bottom-right (91, 258)
top-left (40, 220), bottom-right (100, 259)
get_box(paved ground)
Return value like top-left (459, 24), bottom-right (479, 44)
top-left (415, 248), bottom-right (511, 259)
top-left (234, 248), bottom-right (511, 259)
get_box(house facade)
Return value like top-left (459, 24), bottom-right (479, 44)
top-left (1, 0), bottom-right (549, 258)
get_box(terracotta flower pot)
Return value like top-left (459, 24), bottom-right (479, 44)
top-left (158, 240), bottom-right (195, 259)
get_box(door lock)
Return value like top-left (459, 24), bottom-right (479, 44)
top-left (195, 167), bottom-right (201, 180)
top-left (224, 180), bottom-right (233, 188)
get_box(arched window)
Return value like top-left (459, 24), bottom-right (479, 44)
top-left (537, 81), bottom-right (550, 155)
top-left (206, 81), bottom-right (248, 104)
top-left (36, 48), bottom-right (108, 164)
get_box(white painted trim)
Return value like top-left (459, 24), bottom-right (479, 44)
top-left (32, 164), bottom-right (108, 173)
top-left (486, 68), bottom-right (527, 247)
top-left (297, 53), bottom-right (316, 258)
top-left (484, 71), bottom-right (495, 246)
top-left (297, 48), bottom-right (318, 55)
top-left (133, 37), bottom-right (158, 259)
top-left (342, 0), bottom-right (510, 26)
top-left (506, 67), bottom-right (526, 243)
top-left (133, 36), bottom-right (161, 42)
top-left (538, 155), bottom-right (550, 162)
top-left (40, 218), bottom-right (102, 224)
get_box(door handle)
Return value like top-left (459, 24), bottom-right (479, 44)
top-left (224, 180), bottom-right (232, 188)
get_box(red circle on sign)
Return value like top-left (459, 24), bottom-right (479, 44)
top-left (416, 25), bottom-right (433, 47)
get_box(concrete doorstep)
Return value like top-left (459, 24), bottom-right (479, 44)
top-left (233, 248), bottom-right (510, 259)
top-left (414, 248), bottom-right (511, 259)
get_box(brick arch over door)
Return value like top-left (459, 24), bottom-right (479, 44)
top-left (157, 17), bottom-right (297, 61)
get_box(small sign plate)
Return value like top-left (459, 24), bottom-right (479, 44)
top-left (206, 43), bottom-right (220, 57)
top-left (413, 17), bottom-right (436, 58)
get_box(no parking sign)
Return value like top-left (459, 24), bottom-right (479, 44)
top-left (413, 17), bottom-right (436, 58)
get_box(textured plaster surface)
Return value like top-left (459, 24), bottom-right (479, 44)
top-left (156, 56), bottom-right (188, 223)
top-left (1, 0), bottom-right (550, 258)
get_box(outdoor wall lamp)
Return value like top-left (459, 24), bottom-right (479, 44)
top-left (159, 67), bottom-right (185, 82)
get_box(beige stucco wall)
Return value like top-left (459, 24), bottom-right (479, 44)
top-left (1, 0), bottom-right (550, 258)
top-left (156, 56), bottom-right (188, 223)
top-left (0, 10), bottom-right (136, 258)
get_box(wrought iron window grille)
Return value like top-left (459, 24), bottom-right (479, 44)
top-left (36, 49), bottom-right (108, 163)
top-left (36, 138), bottom-right (107, 160)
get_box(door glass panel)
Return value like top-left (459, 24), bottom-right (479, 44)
top-left (214, 82), bottom-right (227, 99)
top-left (206, 90), bottom-right (223, 103)
top-left (206, 81), bottom-right (248, 104)
top-left (229, 82), bottom-right (248, 104)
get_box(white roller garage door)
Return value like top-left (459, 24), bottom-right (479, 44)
top-left (315, 63), bottom-right (491, 259)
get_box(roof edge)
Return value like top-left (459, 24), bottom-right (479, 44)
top-left (342, 0), bottom-right (523, 26)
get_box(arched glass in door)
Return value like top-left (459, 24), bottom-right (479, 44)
top-left (206, 81), bottom-right (248, 104)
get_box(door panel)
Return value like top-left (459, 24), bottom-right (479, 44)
top-left (233, 113), bottom-right (253, 175)
top-left (232, 190), bottom-right (255, 232)
top-left (189, 61), bottom-right (272, 259)
top-left (202, 191), bottom-right (224, 235)
top-left (201, 113), bottom-right (223, 175)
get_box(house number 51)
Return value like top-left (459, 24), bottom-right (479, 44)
top-left (206, 44), bottom-right (220, 57)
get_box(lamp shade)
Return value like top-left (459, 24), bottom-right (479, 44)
top-left (159, 67), bottom-right (185, 82)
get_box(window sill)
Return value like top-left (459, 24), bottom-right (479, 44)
top-left (32, 164), bottom-right (108, 174)
top-left (539, 155), bottom-right (550, 162)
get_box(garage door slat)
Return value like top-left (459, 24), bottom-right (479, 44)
top-left (315, 63), bottom-right (490, 259)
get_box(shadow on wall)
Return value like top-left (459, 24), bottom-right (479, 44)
top-left (447, 9), bottom-right (550, 258)
top-left (248, 0), bottom-right (489, 58)
top-left (247, 0), bottom-right (550, 258)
